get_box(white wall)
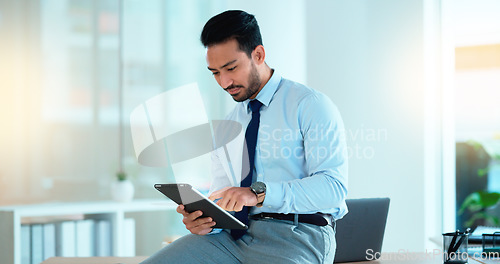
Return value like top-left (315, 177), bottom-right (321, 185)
top-left (452, 0), bottom-right (500, 46)
top-left (225, 0), bottom-right (307, 84)
top-left (306, 0), bottom-right (437, 252)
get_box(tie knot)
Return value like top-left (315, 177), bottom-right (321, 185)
top-left (249, 100), bottom-right (263, 113)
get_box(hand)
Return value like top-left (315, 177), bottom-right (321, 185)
top-left (208, 187), bottom-right (258, 212)
top-left (176, 204), bottom-right (216, 235)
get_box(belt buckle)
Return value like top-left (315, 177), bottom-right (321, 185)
top-left (261, 213), bottom-right (273, 220)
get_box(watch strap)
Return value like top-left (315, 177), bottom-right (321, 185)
top-left (255, 192), bottom-right (265, 207)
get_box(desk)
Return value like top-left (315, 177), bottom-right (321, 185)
top-left (41, 257), bottom-right (148, 264)
top-left (39, 254), bottom-right (498, 264)
top-left (343, 252), bottom-right (497, 264)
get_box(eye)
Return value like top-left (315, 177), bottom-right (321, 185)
top-left (212, 71), bottom-right (220, 76)
top-left (227, 66), bottom-right (237, 71)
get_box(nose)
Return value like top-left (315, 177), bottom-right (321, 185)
top-left (219, 72), bottom-right (233, 88)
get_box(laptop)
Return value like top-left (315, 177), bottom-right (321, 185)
top-left (334, 197), bottom-right (390, 263)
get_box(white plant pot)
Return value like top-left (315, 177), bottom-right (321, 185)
top-left (111, 180), bottom-right (135, 202)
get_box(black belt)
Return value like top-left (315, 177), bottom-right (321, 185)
top-left (250, 213), bottom-right (334, 227)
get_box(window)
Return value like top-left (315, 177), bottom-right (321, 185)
top-left (0, 0), bottom-right (230, 204)
top-left (451, 1), bottom-right (500, 230)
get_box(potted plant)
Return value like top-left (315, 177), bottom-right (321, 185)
top-left (459, 139), bottom-right (500, 227)
top-left (111, 170), bottom-right (135, 202)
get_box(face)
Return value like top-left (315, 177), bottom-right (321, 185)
top-left (206, 39), bottom-right (261, 102)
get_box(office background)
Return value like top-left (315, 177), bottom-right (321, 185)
top-left (1, 0), bottom-right (500, 257)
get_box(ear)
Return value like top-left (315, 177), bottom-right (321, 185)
top-left (252, 45), bottom-right (266, 65)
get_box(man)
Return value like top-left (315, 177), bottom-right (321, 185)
top-left (142, 10), bottom-right (347, 263)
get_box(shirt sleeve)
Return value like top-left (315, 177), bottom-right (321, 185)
top-left (209, 113), bottom-right (244, 195)
top-left (209, 147), bottom-right (232, 195)
top-left (206, 228), bottom-right (223, 235)
top-left (262, 92), bottom-right (348, 213)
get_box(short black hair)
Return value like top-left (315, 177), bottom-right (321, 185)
top-left (201, 10), bottom-right (263, 57)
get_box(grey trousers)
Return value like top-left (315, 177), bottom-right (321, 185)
top-left (141, 218), bottom-right (336, 264)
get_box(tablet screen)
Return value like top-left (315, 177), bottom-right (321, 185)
top-left (155, 183), bottom-right (248, 230)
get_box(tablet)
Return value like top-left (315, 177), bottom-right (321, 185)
top-left (154, 183), bottom-right (248, 230)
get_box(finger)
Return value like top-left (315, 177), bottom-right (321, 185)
top-left (226, 199), bottom-right (238, 212)
top-left (187, 210), bottom-right (204, 221)
top-left (186, 216), bottom-right (211, 228)
top-left (233, 200), bottom-right (245, 212)
top-left (217, 196), bottom-right (230, 210)
top-left (208, 186), bottom-right (231, 201)
top-left (197, 227), bottom-right (215, 236)
top-left (183, 211), bottom-right (204, 228)
top-left (182, 210), bottom-right (203, 226)
top-left (187, 217), bottom-right (214, 232)
top-left (190, 221), bottom-right (217, 235)
top-left (176, 204), bottom-right (187, 216)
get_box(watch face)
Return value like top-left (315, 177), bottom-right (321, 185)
top-left (251, 182), bottom-right (266, 194)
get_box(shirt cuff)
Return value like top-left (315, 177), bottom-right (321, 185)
top-left (207, 228), bottom-right (223, 235)
top-left (262, 181), bottom-right (282, 209)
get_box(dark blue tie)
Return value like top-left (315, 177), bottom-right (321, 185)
top-left (231, 99), bottom-right (263, 240)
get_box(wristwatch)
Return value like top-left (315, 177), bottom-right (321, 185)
top-left (250, 181), bottom-right (266, 207)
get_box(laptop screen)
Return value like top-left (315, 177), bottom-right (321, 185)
top-left (334, 198), bottom-right (390, 263)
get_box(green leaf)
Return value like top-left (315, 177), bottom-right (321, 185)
top-left (478, 191), bottom-right (500, 207)
top-left (466, 140), bottom-right (483, 151)
top-left (116, 171), bottom-right (127, 181)
top-left (485, 215), bottom-right (500, 226)
top-left (464, 212), bottom-right (500, 227)
top-left (464, 212), bottom-right (486, 227)
top-left (459, 192), bottom-right (482, 214)
top-left (477, 167), bottom-right (489, 177)
top-left (459, 191), bottom-right (500, 214)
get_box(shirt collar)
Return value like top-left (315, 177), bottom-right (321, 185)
top-left (244, 69), bottom-right (282, 113)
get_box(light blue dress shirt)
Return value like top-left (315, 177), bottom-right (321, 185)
top-left (211, 70), bottom-right (348, 220)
